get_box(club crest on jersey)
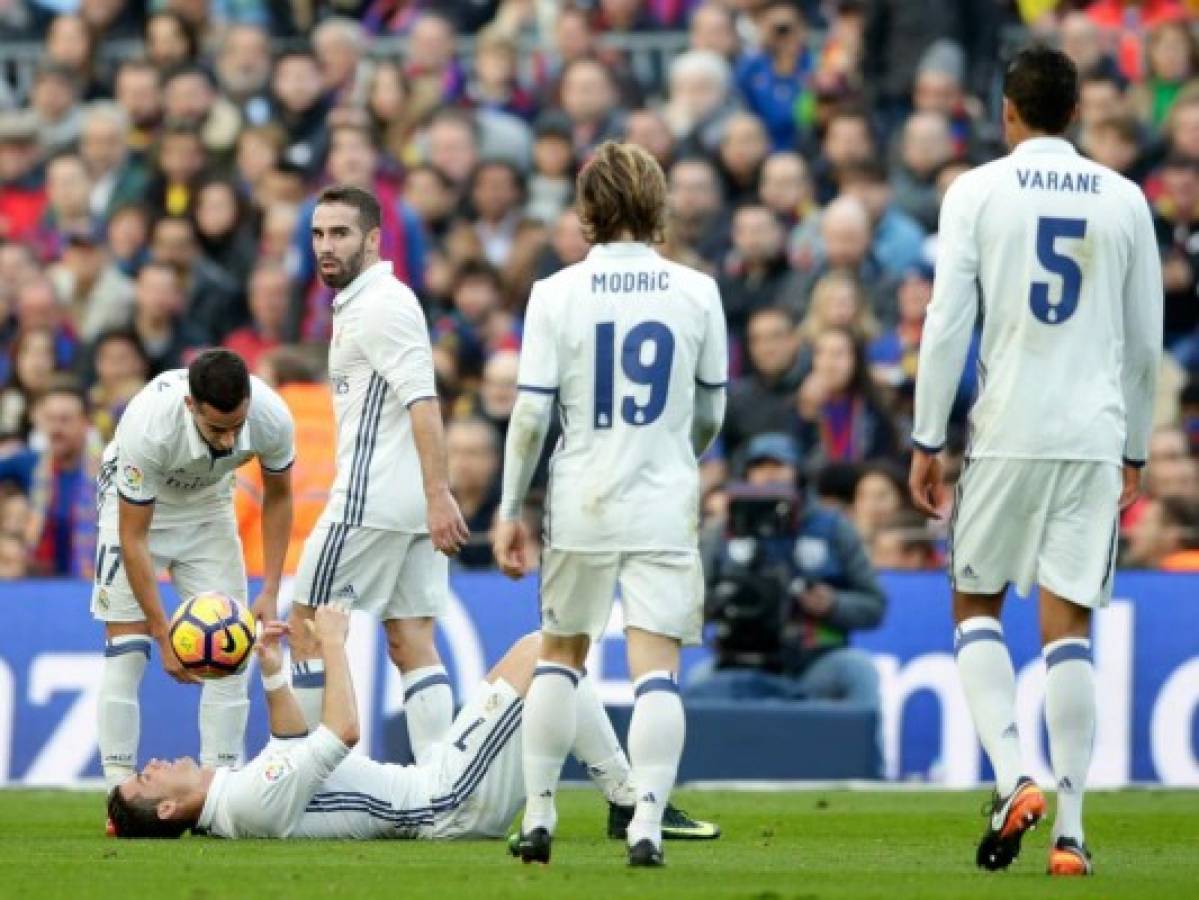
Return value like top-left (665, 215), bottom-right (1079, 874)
top-left (263, 757), bottom-right (295, 783)
top-left (330, 374), bottom-right (350, 395)
top-left (121, 465), bottom-right (143, 491)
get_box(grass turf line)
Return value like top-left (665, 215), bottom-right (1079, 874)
top-left (1, 789), bottom-right (1195, 899)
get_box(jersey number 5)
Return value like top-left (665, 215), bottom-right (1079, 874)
top-left (1030, 216), bottom-right (1087, 325)
top-left (594, 321), bottom-right (675, 428)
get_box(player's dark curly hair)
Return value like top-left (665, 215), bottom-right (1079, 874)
top-left (188, 348), bottom-right (251, 414)
top-left (1003, 44), bottom-right (1079, 135)
top-left (107, 787), bottom-right (190, 839)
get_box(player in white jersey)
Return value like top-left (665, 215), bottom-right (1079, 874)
top-left (290, 184), bottom-right (469, 766)
top-left (493, 142), bottom-right (728, 867)
top-left (92, 349), bottom-right (296, 803)
top-left (909, 47), bottom-right (1162, 877)
top-left (107, 606), bottom-right (715, 842)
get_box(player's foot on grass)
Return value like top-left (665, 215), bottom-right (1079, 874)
top-left (516, 827), bottom-right (552, 864)
top-left (105, 817), bottom-right (116, 838)
top-left (627, 838), bottom-right (664, 867)
top-left (607, 802), bottom-right (721, 840)
top-left (1047, 837), bottom-right (1093, 876)
top-left (975, 775), bottom-right (1046, 871)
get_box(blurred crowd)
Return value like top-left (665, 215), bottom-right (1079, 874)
top-left (0, 0), bottom-right (1197, 580)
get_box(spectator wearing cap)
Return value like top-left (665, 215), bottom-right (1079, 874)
top-left (48, 226), bottom-right (135, 342)
top-left (79, 102), bottom-right (149, 225)
top-left (0, 382), bottom-right (100, 577)
top-left (0, 110), bottom-right (48, 244)
top-left (664, 49), bottom-right (739, 158)
top-left (734, 0), bottom-right (814, 151)
top-left (31, 64), bottom-right (83, 155)
top-left (526, 112), bottom-right (576, 226)
top-left (1153, 154), bottom-right (1199, 348)
top-left (688, 430), bottom-right (885, 710)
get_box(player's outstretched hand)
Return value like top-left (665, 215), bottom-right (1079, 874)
top-left (908, 448), bottom-right (947, 519)
top-left (493, 518), bottom-right (530, 580)
top-left (255, 620), bottom-right (290, 676)
top-left (1119, 464), bottom-right (1142, 511)
top-left (428, 488), bottom-right (470, 556)
top-left (313, 602), bottom-right (351, 646)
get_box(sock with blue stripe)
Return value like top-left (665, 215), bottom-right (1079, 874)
top-left (1044, 637), bottom-right (1094, 843)
top-left (291, 659), bottom-right (326, 731)
top-left (200, 665), bottom-right (250, 768)
top-left (572, 674), bottom-right (635, 806)
top-left (402, 665), bottom-right (453, 765)
top-left (955, 616), bottom-right (1023, 798)
top-left (521, 661), bottom-right (581, 835)
top-left (627, 670), bottom-right (684, 847)
top-left (99, 635), bottom-right (151, 789)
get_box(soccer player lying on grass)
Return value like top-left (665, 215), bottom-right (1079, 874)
top-left (107, 605), bottom-right (718, 844)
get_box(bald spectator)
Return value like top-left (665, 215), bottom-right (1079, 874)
top-left (79, 103), bottom-right (148, 224)
top-left (891, 111), bottom-right (954, 231)
top-left (215, 24), bottom-right (273, 127)
top-left (665, 50), bottom-right (738, 157)
top-left (314, 17), bottom-right (368, 101)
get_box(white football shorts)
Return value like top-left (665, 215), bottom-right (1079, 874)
top-left (538, 549), bottom-right (704, 645)
top-left (949, 458), bottom-right (1121, 608)
top-left (293, 523), bottom-right (447, 620)
top-left (89, 516), bottom-right (247, 623)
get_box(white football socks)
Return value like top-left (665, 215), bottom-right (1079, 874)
top-left (199, 665), bottom-right (250, 768)
top-left (1044, 638), bottom-right (1095, 844)
top-left (291, 659), bottom-right (325, 731)
top-left (627, 671), bottom-right (684, 848)
top-left (402, 665), bottom-right (453, 765)
top-left (954, 617), bottom-right (1023, 798)
top-left (98, 636), bottom-right (151, 790)
top-left (572, 674), bottom-right (636, 807)
top-left (521, 662), bottom-right (581, 835)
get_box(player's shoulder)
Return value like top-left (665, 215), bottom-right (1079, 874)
top-left (355, 268), bottom-right (423, 318)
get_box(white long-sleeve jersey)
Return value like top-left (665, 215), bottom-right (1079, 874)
top-left (501, 242), bottom-right (728, 551)
top-left (912, 137), bottom-right (1163, 466)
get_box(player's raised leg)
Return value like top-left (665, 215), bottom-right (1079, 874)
top-left (1041, 591), bottom-right (1097, 876)
top-left (954, 589), bottom-right (1045, 870)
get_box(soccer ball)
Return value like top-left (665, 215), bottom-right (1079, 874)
top-left (169, 592), bottom-right (256, 678)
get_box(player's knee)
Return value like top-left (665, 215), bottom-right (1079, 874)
top-left (384, 618), bottom-right (438, 670)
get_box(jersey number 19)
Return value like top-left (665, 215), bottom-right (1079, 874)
top-left (594, 321), bottom-right (675, 429)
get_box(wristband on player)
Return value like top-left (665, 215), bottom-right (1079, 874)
top-left (261, 668), bottom-right (289, 692)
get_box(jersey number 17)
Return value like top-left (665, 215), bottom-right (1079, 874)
top-left (593, 321), bottom-right (675, 429)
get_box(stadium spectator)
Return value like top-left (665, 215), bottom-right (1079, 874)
top-left (0, 381), bottom-right (98, 577)
top-left (716, 113), bottom-right (770, 204)
top-left (890, 111), bottom-right (955, 232)
top-left (424, 108), bottom-right (482, 189)
top-left (1125, 495), bottom-right (1199, 569)
top-left (126, 260), bottom-right (204, 375)
top-left (447, 416), bottom-right (501, 569)
top-left (48, 227), bottom-right (135, 342)
top-left (215, 24), bottom-right (274, 126)
top-left (367, 61), bottom-right (420, 168)
top-left (850, 462), bottom-right (908, 545)
top-left (145, 123), bottom-right (207, 218)
top-left (717, 203), bottom-right (791, 340)
top-left (46, 13), bottom-right (107, 100)
top-left (735, 0), bottom-right (813, 151)
top-left (149, 215), bottom-right (244, 342)
top-left (0, 530), bottom-right (27, 578)
top-left (0, 326), bottom-right (62, 442)
top-left (1131, 20), bottom-right (1199, 130)
top-left (313, 17), bottom-right (368, 102)
top-left (86, 328), bottom-right (149, 443)
top-left (665, 50), bottom-right (738, 157)
top-left (795, 326), bottom-right (898, 465)
top-left (15, 277), bottom-right (77, 369)
top-left (688, 2), bottom-right (740, 62)
top-left (722, 305), bottom-right (804, 462)
top-left (760, 150), bottom-right (815, 234)
top-left (625, 107), bottom-right (676, 170)
top-left (870, 508), bottom-right (938, 570)
top-left (838, 158), bottom-right (928, 278)
top-left (667, 155), bottom-right (728, 262)
top-left (270, 48), bottom-right (331, 178)
top-left (797, 269), bottom-right (880, 351)
top-left (0, 111), bottom-right (47, 244)
top-left (161, 64), bottom-right (241, 157)
top-left (112, 59), bottom-right (162, 154)
top-left (79, 102), bottom-right (149, 225)
top-left (223, 263), bottom-right (290, 372)
top-left (145, 11), bottom-right (199, 73)
top-left (559, 57), bottom-right (625, 157)
top-left (193, 176), bottom-right (257, 286)
top-left (1152, 154), bottom-right (1199, 348)
top-left (31, 64), bottom-right (83, 155)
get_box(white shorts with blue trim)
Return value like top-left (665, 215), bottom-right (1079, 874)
top-left (425, 678), bottom-right (525, 840)
top-left (293, 523), bottom-right (447, 620)
top-left (539, 549), bottom-right (704, 645)
top-left (950, 458), bottom-right (1121, 608)
top-left (90, 517), bottom-right (246, 623)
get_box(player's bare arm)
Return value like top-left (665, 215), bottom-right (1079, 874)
top-left (255, 620), bottom-right (309, 736)
top-left (409, 398), bottom-right (469, 556)
top-left (253, 466), bottom-right (294, 622)
top-left (908, 447), bottom-right (947, 519)
top-left (310, 604), bottom-right (359, 746)
top-left (117, 496), bottom-right (199, 684)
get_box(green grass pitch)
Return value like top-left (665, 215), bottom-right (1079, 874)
top-left (2, 788), bottom-right (1196, 899)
